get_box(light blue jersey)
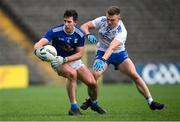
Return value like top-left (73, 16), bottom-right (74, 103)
top-left (44, 24), bottom-right (85, 57)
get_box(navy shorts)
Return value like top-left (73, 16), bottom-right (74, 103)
top-left (96, 50), bottom-right (129, 70)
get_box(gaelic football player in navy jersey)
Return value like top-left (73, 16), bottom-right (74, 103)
top-left (80, 6), bottom-right (165, 111)
top-left (34, 9), bottom-right (106, 115)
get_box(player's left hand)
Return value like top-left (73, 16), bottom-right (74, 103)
top-left (93, 58), bottom-right (106, 72)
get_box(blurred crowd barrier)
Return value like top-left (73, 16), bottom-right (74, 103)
top-left (0, 65), bottom-right (28, 89)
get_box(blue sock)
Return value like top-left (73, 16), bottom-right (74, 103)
top-left (71, 103), bottom-right (78, 110)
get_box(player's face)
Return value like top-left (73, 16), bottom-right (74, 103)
top-left (64, 17), bottom-right (76, 33)
top-left (106, 14), bottom-right (120, 28)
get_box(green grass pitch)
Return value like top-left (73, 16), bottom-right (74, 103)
top-left (0, 84), bottom-right (180, 121)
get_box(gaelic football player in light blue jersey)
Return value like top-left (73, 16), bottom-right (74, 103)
top-left (81, 6), bottom-right (165, 111)
top-left (34, 9), bottom-right (105, 115)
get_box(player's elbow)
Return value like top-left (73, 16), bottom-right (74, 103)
top-left (81, 23), bottom-right (87, 31)
top-left (111, 46), bottom-right (118, 51)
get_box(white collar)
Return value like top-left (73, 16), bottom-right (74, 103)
top-left (63, 25), bottom-right (75, 35)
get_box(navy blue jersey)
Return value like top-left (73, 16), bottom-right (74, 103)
top-left (44, 24), bottom-right (85, 57)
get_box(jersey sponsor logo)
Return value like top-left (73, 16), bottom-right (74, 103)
top-left (58, 45), bottom-right (73, 51)
top-left (112, 30), bottom-right (116, 35)
top-left (136, 64), bottom-right (180, 85)
top-left (74, 38), bottom-right (78, 43)
top-left (99, 30), bottom-right (113, 43)
top-left (64, 37), bottom-right (78, 44)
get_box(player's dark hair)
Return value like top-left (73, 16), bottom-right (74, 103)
top-left (107, 6), bottom-right (120, 16)
top-left (63, 9), bottom-right (78, 21)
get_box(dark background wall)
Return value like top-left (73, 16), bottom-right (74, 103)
top-left (0, 0), bottom-right (180, 84)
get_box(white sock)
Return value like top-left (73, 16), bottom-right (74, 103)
top-left (71, 101), bottom-right (77, 104)
top-left (89, 98), bottom-right (98, 104)
top-left (147, 96), bottom-right (153, 105)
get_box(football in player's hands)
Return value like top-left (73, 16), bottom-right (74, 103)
top-left (34, 45), bottom-right (57, 62)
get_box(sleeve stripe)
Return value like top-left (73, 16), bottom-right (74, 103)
top-left (52, 26), bottom-right (63, 32)
top-left (75, 28), bottom-right (84, 37)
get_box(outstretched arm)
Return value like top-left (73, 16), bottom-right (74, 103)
top-left (81, 21), bottom-right (97, 44)
top-left (92, 39), bottom-right (121, 72)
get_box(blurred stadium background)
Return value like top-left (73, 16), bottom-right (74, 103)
top-left (0, 0), bottom-right (179, 86)
top-left (0, 0), bottom-right (180, 120)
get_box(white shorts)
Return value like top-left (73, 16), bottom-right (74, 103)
top-left (68, 60), bottom-right (84, 70)
top-left (54, 60), bottom-right (85, 74)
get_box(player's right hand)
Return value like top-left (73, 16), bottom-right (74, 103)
top-left (51, 60), bottom-right (59, 70)
top-left (93, 58), bottom-right (106, 71)
top-left (50, 56), bottom-right (65, 70)
top-left (34, 47), bottom-right (47, 61)
top-left (55, 56), bottom-right (65, 65)
top-left (86, 34), bottom-right (97, 43)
